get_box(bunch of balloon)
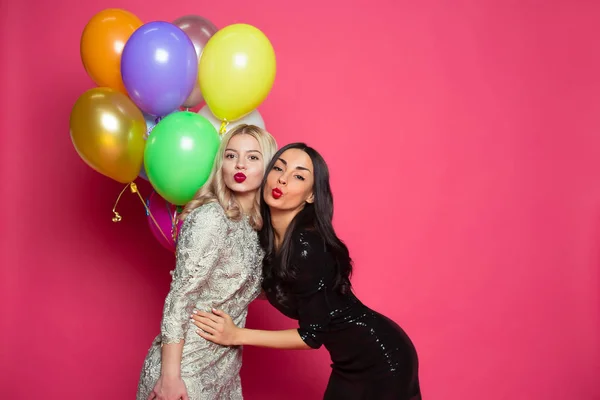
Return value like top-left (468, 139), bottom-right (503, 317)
top-left (198, 23), bottom-right (276, 135)
top-left (70, 8), bottom-right (222, 251)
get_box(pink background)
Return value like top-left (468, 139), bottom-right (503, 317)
top-left (2, 0), bottom-right (600, 399)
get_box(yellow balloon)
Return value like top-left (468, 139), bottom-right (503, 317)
top-left (199, 24), bottom-right (276, 123)
top-left (70, 87), bottom-right (146, 183)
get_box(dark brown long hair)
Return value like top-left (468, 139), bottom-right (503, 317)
top-left (259, 143), bottom-right (353, 303)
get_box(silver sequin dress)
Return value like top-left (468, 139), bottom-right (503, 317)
top-left (137, 202), bottom-right (264, 400)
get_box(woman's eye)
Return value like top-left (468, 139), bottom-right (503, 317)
top-left (250, 155), bottom-right (260, 161)
top-left (225, 154), bottom-right (235, 159)
top-left (294, 175), bottom-right (305, 181)
top-left (273, 166), bottom-right (282, 171)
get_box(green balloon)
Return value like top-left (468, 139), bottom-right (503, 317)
top-left (144, 112), bottom-right (220, 205)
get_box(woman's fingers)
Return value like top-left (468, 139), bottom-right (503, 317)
top-left (193, 310), bottom-right (223, 324)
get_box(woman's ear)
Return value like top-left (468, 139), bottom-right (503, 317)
top-left (306, 192), bottom-right (314, 204)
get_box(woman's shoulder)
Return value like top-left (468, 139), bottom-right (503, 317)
top-left (292, 226), bottom-right (321, 242)
top-left (184, 202), bottom-right (227, 226)
top-left (176, 202), bottom-right (228, 250)
top-left (289, 227), bottom-right (336, 287)
top-left (291, 227), bottom-right (328, 260)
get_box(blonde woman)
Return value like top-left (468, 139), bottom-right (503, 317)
top-left (137, 125), bottom-right (277, 400)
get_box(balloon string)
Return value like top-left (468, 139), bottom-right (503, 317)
top-left (131, 183), bottom-right (172, 245)
top-left (171, 209), bottom-right (179, 242)
top-left (219, 120), bottom-right (229, 135)
top-left (111, 184), bottom-right (130, 222)
top-left (112, 182), bottom-right (171, 244)
top-left (165, 199), bottom-right (180, 242)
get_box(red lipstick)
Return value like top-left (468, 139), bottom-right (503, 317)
top-left (234, 173), bottom-right (246, 183)
top-left (272, 188), bottom-right (282, 199)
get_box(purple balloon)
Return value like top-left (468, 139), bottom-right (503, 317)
top-left (122, 21), bottom-right (198, 117)
top-left (145, 191), bottom-right (182, 252)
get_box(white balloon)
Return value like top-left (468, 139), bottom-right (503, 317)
top-left (198, 105), bottom-right (265, 136)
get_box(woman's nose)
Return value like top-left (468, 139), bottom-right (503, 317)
top-left (235, 159), bottom-right (246, 169)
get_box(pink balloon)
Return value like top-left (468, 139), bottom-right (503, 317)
top-left (146, 191), bottom-right (182, 252)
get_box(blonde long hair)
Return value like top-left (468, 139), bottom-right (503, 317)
top-left (179, 124), bottom-right (277, 230)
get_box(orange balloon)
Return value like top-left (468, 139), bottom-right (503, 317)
top-left (80, 9), bottom-right (142, 93)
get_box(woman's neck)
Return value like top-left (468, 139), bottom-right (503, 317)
top-left (270, 209), bottom-right (298, 249)
top-left (233, 191), bottom-right (255, 215)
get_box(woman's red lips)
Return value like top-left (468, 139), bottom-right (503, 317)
top-left (272, 188), bottom-right (283, 199)
top-left (234, 173), bottom-right (246, 183)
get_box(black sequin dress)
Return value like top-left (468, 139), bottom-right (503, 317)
top-left (263, 229), bottom-right (422, 400)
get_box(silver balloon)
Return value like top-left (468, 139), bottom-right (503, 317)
top-left (173, 15), bottom-right (218, 108)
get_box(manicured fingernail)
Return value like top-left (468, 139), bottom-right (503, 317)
top-left (192, 309), bottom-right (198, 314)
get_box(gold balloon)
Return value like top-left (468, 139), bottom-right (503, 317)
top-left (70, 87), bottom-right (146, 183)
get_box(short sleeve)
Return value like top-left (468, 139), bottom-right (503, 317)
top-left (291, 231), bottom-right (335, 349)
top-left (160, 203), bottom-right (227, 344)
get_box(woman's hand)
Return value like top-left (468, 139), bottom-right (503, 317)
top-left (148, 374), bottom-right (188, 400)
top-left (192, 309), bottom-right (240, 346)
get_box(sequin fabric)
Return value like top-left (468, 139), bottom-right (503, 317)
top-left (137, 203), bottom-right (264, 400)
top-left (263, 229), bottom-right (422, 399)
